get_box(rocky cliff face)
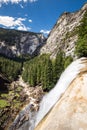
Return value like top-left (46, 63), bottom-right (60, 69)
top-left (0, 28), bottom-right (45, 58)
top-left (40, 3), bottom-right (87, 58)
top-left (35, 58), bottom-right (87, 130)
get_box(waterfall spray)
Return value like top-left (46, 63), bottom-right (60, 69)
top-left (35, 58), bottom-right (86, 127)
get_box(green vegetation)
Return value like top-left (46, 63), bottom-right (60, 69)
top-left (0, 28), bottom-right (20, 45)
top-left (53, 51), bottom-right (64, 84)
top-left (65, 27), bottom-right (78, 40)
top-left (13, 100), bottom-right (21, 109)
top-left (75, 11), bottom-right (87, 57)
top-left (1, 93), bottom-right (8, 98)
top-left (0, 99), bottom-right (10, 108)
top-left (0, 55), bottom-right (22, 81)
top-left (22, 54), bottom-right (54, 91)
top-left (64, 56), bottom-right (73, 69)
top-left (22, 52), bottom-right (73, 91)
top-left (0, 86), bottom-right (24, 129)
top-left (0, 28), bottom-right (40, 46)
top-left (16, 86), bottom-right (22, 92)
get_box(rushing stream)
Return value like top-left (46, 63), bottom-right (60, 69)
top-left (10, 58), bottom-right (86, 130)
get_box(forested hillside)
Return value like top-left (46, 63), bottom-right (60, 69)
top-left (0, 56), bottom-right (22, 81)
top-left (22, 11), bottom-right (87, 92)
top-left (22, 53), bottom-right (73, 91)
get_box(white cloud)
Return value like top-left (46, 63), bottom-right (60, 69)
top-left (29, 0), bottom-right (37, 3)
top-left (17, 26), bottom-right (31, 31)
top-left (0, 0), bottom-right (38, 7)
top-left (0, 16), bottom-right (15, 27)
top-left (40, 29), bottom-right (50, 35)
top-left (29, 19), bottom-right (32, 23)
top-left (0, 16), bottom-right (30, 31)
top-left (0, 0), bottom-right (21, 4)
top-left (0, 16), bottom-right (25, 27)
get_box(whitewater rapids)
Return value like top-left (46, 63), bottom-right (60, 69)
top-left (35, 58), bottom-right (86, 128)
top-left (11, 58), bottom-right (86, 130)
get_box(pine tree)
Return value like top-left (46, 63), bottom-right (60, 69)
top-left (64, 56), bottom-right (73, 69)
top-left (37, 64), bottom-right (41, 84)
top-left (42, 58), bottom-right (53, 91)
top-left (53, 51), bottom-right (64, 84)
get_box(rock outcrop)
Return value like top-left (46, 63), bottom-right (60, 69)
top-left (35, 58), bottom-right (87, 130)
top-left (0, 28), bottom-right (45, 58)
top-left (40, 3), bottom-right (87, 59)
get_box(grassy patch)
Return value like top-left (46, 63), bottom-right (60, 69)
top-left (13, 100), bottom-right (21, 109)
top-left (1, 93), bottom-right (8, 98)
top-left (9, 91), bottom-right (14, 96)
top-left (0, 99), bottom-right (10, 108)
top-left (16, 86), bottom-right (22, 92)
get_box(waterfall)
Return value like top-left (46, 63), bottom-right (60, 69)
top-left (10, 58), bottom-right (86, 130)
top-left (35, 58), bottom-right (86, 128)
top-left (9, 104), bottom-right (37, 130)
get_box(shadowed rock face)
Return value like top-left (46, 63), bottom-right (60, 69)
top-left (0, 75), bottom-right (9, 91)
top-left (0, 28), bottom-right (45, 58)
top-left (35, 59), bottom-right (87, 130)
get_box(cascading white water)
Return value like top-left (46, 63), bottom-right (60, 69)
top-left (11, 58), bottom-right (86, 130)
top-left (35, 58), bottom-right (86, 128)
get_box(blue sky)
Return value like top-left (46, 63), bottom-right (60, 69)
top-left (0, 0), bottom-right (87, 36)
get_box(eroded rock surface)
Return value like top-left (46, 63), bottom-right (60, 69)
top-left (35, 59), bottom-right (87, 130)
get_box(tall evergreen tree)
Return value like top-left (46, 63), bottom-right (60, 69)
top-left (53, 51), bottom-right (64, 84)
top-left (42, 58), bottom-right (53, 91)
top-left (37, 64), bottom-right (41, 84)
top-left (64, 56), bottom-right (73, 69)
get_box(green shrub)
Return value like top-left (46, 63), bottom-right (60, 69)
top-left (75, 36), bottom-right (87, 57)
top-left (0, 100), bottom-right (10, 108)
top-left (0, 56), bottom-right (22, 81)
top-left (75, 11), bottom-right (87, 58)
top-left (64, 56), bottom-right (73, 69)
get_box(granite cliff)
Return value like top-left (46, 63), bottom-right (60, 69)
top-left (40, 3), bottom-right (87, 59)
top-left (0, 28), bottom-right (45, 58)
top-left (0, 4), bottom-right (87, 59)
